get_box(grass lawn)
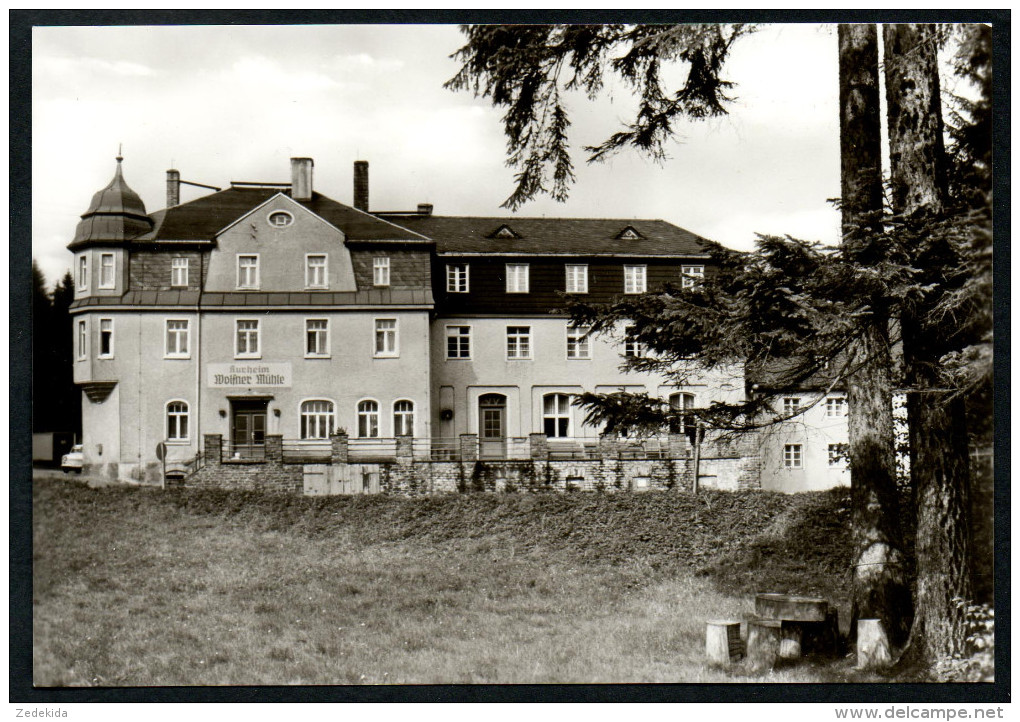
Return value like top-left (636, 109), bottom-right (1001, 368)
top-left (33, 474), bottom-right (887, 686)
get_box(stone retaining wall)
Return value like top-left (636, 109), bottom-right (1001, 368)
top-left (187, 432), bottom-right (761, 496)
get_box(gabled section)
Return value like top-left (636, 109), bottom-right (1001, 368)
top-left (486, 224), bottom-right (523, 240)
top-left (215, 192), bottom-right (346, 239)
top-left (615, 225), bottom-right (645, 241)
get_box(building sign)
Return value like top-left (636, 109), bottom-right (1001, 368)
top-left (207, 363), bottom-right (292, 388)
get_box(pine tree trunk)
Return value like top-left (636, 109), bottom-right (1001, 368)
top-left (838, 24), bottom-right (913, 648)
top-left (884, 22), bottom-right (972, 664)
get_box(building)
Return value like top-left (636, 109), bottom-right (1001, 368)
top-left (68, 155), bottom-right (845, 492)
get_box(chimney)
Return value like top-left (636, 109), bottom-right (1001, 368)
top-left (291, 157), bottom-right (314, 201)
top-left (166, 169), bottom-right (180, 208)
top-left (353, 160), bottom-right (369, 212)
top-left (417, 203), bottom-right (433, 216)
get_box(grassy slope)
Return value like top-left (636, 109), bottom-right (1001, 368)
top-left (33, 478), bottom-right (860, 686)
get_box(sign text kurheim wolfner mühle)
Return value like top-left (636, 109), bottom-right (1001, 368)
top-left (207, 363), bottom-right (292, 387)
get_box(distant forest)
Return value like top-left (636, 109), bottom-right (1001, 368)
top-left (33, 261), bottom-right (81, 435)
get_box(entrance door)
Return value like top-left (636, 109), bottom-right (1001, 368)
top-left (231, 400), bottom-right (267, 459)
top-left (478, 393), bottom-right (506, 459)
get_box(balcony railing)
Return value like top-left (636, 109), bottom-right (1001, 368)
top-left (223, 442), bottom-right (265, 462)
top-left (281, 440), bottom-right (331, 464)
top-left (348, 437), bottom-right (398, 462)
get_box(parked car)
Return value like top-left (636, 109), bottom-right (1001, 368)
top-left (61, 444), bottom-right (84, 473)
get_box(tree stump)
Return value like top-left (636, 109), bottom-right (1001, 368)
top-left (779, 622), bottom-right (803, 659)
top-left (856, 618), bottom-right (892, 669)
top-left (747, 619), bottom-right (782, 669)
top-left (706, 620), bottom-right (743, 666)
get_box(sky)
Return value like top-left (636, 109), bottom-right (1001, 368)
top-left (31, 23), bottom-right (846, 287)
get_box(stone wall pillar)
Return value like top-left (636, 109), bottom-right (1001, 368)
top-left (668, 433), bottom-right (689, 459)
top-left (330, 432), bottom-right (349, 464)
top-left (204, 434), bottom-right (222, 465)
top-left (396, 435), bottom-right (414, 466)
top-left (529, 432), bottom-right (549, 460)
top-left (265, 434), bottom-right (283, 462)
top-left (599, 433), bottom-right (619, 461)
top-left (460, 433), bottom-right (478, 462)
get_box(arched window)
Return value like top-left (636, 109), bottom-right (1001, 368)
top-left (300, 400), bottom-right (335, 440)
top-left (357, 400), bottom-right (379, 438)
top-left (669, 392), bottom-right (696, 439)
top-left (393, 400), bottom-right (414, 437)
top-left (166, 400), bottom-right (189, 442)
top-left (543, 393), bottom-right (571, 438)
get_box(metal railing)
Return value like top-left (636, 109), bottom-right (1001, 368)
top-left (164, 451), bottom-right (205, 479)
top-left (414, 437), bottom-right (461, 461)
top-left (222, 442), bottom-right (266, 462)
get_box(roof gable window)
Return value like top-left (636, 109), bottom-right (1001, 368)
top-left (615, 226), bottom-right (645, 240)
top-left (487, 224), bottom-right (522, 240)
top-left (268, 210), bottom-right (294, 228)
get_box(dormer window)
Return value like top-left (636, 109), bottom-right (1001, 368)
top-left (487, 224), bottom-right (522, 240)
top-left (616, 226), bottom-right (644, 240)
top-left (268, 210), bottom-right (294, 228)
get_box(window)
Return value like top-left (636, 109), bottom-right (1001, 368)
top-left (784, 444), bottom-right (803, 469)
top-left (305, 319), bottom-right (329, 357)
top-left (77, 319), bottom-right (87, 360)
top-left (828, 443), bottom-right (848, 467)
top-left (506, 263), bottom-right (529, 293)
top-left (624, 325), bottom-right (645, 358)
top-left (446, 264), bottom-right (469, 293)
top-left (565, 264), bottom-right (588, 293)
top-left (681, 265), bottom-right (705, 289)
top-left (98, 318), bottom-right (113, 358)
top-left (543, 393), bottom-right (572, 438)
top-left (300, 400), bottom-right (335, 440)
top-left (99, 253), bottom-right (115, 289)
top-left (305, 254), bottom-right (327, 289)
top-left (669, 392), bottom-right (696, 434)
top-left (566, 326), bottom-right (591, 359)
top-left (357, 400), bottom-right (380, 438)
top-left (506, 326), bottom-right (531, 359)
top-left (268, 210), bottom-right (293, 227)
top-left (237, 255), bottom-right (259, 289)
top-left (373, 257), bottom-right (390, 286)
top-left (163, 318), bottom-right (189, 358)
top-left (826, 397), bottom-right (848, 417)
top-left (171, 258), bottom-right (189, 287)
top-left (446, 325), bottom-right (471, 359)
top-left (783, 397), bottom-right (801, 416)
top-left (166, 401), bottom-right (190, 442)
top-left (624, 265), bottom-right (647, 294)
top-left (393, 400), bottom-right (415, 436)
top-left (78, 255), bottom-right (88, 289)
top-left (165, 319), bottom-right (190, 358)
top-left (374, 318), bottom-right (398, 357)
top-left (235, 319), bottom-right (260, 358)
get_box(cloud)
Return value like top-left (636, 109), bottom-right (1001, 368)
top-left (328, 53), bottom-right (404, 73)
top-left (35, 55), bottom-right (156, 79)
top-left (227, 55), bottom-right (345, 93)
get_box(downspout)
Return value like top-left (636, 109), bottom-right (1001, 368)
top-left (692, 421), bottom-right (703, 494)
top-left (195, 265), bottom-right (202, 468)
